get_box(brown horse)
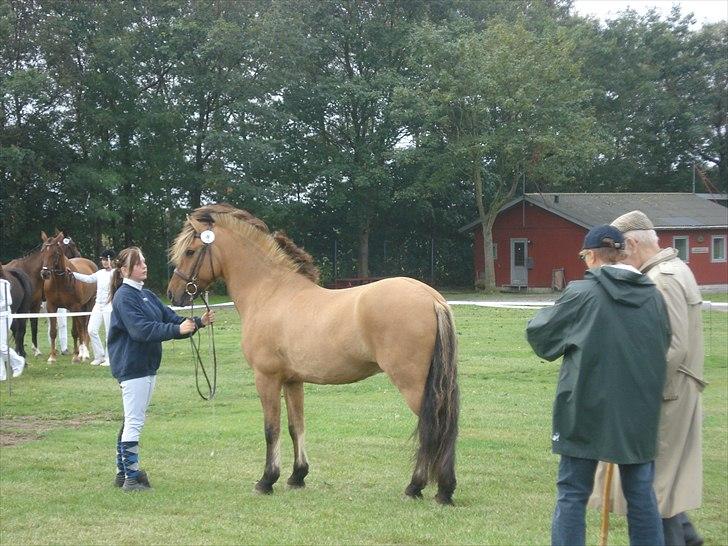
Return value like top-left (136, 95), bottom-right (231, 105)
top-left (167, 203), bottom-right (459, 504)
top-left (7, 232), bottom-right (83, 356)
top-left (39, 232), bottom-right (97, 363)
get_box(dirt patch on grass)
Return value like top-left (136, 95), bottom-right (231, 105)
top-left (0, 416), bottom-right (94, 447)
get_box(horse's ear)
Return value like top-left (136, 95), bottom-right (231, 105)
top-left (41, 231), bottom-right (48, 242)
top-left (188, 215), bottom-right (208, 234)
top-left (54, 228), bottom-right (62, 236)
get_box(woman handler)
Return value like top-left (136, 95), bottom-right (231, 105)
top-left (107, 246), bottom-right (214, 491)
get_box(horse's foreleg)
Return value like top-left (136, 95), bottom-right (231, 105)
top-left (71, 318), bottom-right (81, 363)
top-left (283, 382), bottom-right (309, 488)
top-left (254, 373), bottom-right (282, 494)
top-left (47, 315), bottom-right (58, 363)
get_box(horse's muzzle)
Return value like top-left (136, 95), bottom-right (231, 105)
top-left (168, 289), bottom-right (191, 307)
top-left (40, 269), bottom-right (51, 280)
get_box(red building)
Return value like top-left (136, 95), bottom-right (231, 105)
top-left (461, 193), bottom-right (728, 289)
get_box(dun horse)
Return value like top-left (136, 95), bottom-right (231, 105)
top-left (167, 204), bottom-right (459, 504)
top-left (39, 232), bottom-right (97, 362)
top-left (7, 233), bottom-right (82, 356)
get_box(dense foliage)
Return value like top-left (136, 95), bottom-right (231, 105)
top-left (2, 0), bottom-right (725, 289)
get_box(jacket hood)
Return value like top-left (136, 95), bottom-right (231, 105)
top-left (586, 266), bottom-right (655, 307)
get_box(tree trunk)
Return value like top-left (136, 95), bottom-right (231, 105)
top-left (479, 218), bottom-right (497, 291)
top-left (473, 163), bottom-right (496, 291)
top-left (358, 219), bottom-right (370, 278)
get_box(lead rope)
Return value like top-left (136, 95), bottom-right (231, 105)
top-left (189, 291), bottom-right (217, 400)
top-left (188, 291), bottom-right (220, 460)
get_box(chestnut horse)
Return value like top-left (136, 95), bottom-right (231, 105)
top-left (39, 232), bottom-right (97, 362)
top-left (167, 204), bottom-right (459, 504)
top-left (7, 233), bottom-right (82, 356)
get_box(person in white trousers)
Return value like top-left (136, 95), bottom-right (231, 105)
top-left (0, 277), bottom-right (25, 380)
top-left (72, 249), bottom-right (115, 366)
top-left (47, 306), bottom-right (69, 354)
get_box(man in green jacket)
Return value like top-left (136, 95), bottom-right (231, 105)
top-left (526, 225), bottom-right (670, 546)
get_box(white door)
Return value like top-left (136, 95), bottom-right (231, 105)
top-left (510, 239), bottom-right (528, 286)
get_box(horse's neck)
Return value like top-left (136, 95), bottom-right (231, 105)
top-left (15, 250), bottom-right (43, 273)
top-left (220, 246), bottom-right (309, 316)
top-left (10, 252), bottom-right (44, 296)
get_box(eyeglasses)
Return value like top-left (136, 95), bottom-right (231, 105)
top-left (579, 250), bottom-right (590, 261)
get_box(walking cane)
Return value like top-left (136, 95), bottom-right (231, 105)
top-left (599, 462), bottom-right (615, 546)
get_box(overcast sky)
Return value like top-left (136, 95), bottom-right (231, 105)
top-left (572, 0), bottom-right (728, 26)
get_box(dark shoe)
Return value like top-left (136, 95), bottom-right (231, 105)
top-left (122, 470), bottom-right (151, 491)
top-left (115, 469), bottom-right (148, 488)
top-left (122, 477), bottom-right (151, 491)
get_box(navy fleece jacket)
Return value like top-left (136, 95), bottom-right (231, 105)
top-left (108, 283), bottom-right (199, 382)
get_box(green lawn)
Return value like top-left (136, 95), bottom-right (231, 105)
top-left (1, 306), bottom-right (725, 545)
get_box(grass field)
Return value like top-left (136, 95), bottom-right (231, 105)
top-left (1, 305), bottom-right (726, 545)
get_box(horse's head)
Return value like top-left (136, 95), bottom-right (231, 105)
top-left (167, 215), bottom-right (219, 306)
top-left (40, 232), bottom-right (69, 280)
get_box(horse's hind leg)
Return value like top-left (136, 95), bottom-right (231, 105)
top-left (284, 382), bottom-right (309, 488)
top-left (254, 372), bottom-right (282, 494)
top-left (11, 319), bottom-right (26, 358)
top-left (31, 317), bottom-right (41, 356)
top-left (379, 358), bottom-right (431, 500)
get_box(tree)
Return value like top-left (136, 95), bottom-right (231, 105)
top-left (274, 0), bottom-right (430, 277)
top-left (574, 9), bottom-right (725, 192)
top-left (402, 17), bottom-right (600, 290)
top-left (689, 22), bottom-right (728, 189)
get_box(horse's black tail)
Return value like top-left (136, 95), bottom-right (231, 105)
top-left (412, 302), bottom-right (459, 505)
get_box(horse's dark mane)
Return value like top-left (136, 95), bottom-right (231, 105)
top-left (10, 243), bottom-right (43, 261)
top-left (190, 203), bottom-right (320, 284)
top-left (11, 233), bottom-right (80, 263)
top-left (272, 231), bottom-right (320, 283)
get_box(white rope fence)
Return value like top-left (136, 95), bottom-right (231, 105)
top-left (7, 299), bottom-right (726, 319)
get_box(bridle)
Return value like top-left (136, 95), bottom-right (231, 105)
top-left (40, 240), bottom-right (71, 279)
top-left (173, 228), bottom-right (218, 400)
top-left (172, 230), bottom-right (216, 297)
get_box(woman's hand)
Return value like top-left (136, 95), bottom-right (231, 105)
top-left (179, 318), bottom-right (197, 335)
top-left (201, 309), bottom-right (216, 326)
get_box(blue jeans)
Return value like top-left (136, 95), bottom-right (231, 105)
top-left (552, 455), bottom-right (664, 546)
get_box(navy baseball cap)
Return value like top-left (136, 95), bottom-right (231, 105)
top-left (100, 249), bottom-right (115, 259)
top-left (582, 225), bottom-right (624, 250)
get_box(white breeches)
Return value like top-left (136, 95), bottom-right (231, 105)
top-left (48, 308), bottom-right (68, 351)
top-left (0, 315), bottom-right (25, 380)
top-left (120, 375), bottom-right (157, 442)
top-left (88, 304), bottom-right (112, 360)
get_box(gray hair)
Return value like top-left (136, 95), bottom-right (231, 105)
top-left (624, 229), bottom-right (659, 246)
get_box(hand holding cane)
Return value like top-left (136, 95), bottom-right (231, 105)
top-left (599, 462), bottom-right (615, 546)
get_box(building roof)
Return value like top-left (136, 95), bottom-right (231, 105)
top-left (460, 192), bottom-right (728, 232)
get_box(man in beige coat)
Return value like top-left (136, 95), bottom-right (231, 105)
top-left (589, 210), bottom-right (706, 546)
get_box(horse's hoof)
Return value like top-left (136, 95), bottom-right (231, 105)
top-left (47, 357), bottom-right (56, 363)
top-left (254, 482), bottom-right (274, 495)
top-left (33, 349), bottom-right (42, 357)
top-left (286, 480), bottom-right (306, 489)
top-left (72, 356), bottom-right (81, 363)
top-left (435, 493), bottom-right (454, 506)
top-left (404, 483), bottom-right (424, 499)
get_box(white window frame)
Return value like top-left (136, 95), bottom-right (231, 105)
top-left (674, 236), bottom-right (689, 262)
top-left (711, 235), bottom-right (726, 263)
